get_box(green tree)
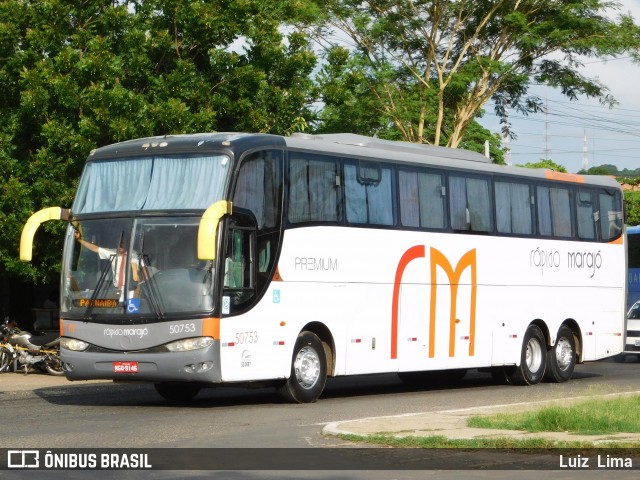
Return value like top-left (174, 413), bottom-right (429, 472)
top-left (314, 46), bottom-right (505, 162)
top-left (0, 0), bottom-right (318, 290)
top-left (518, 159), bottom-right (568, 173)
top-left (312, 0), bottom-right (640, 147)
top-left (579, 164), bottom-right (620, 175)
top-left (626, 192), bottom-right (640, 226)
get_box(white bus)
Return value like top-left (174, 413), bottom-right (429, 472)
top-left (20, 133), bottom-right (626, 402)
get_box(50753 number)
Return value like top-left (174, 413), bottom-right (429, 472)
top-left (169, 323), bottom-right (196, 335)
top-left (235, 331), bottom-right (258, 344)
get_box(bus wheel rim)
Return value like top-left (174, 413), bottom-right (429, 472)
top-left (526, 338), bottom-right (543, 373)
top-left (555, 337), bottom-right (573, 371)
top-left (294, 346), bottom-right (320, 389)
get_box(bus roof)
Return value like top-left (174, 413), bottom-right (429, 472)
top-left (286, 133), bottom-right (492, 163)
top-left (88, 132), bottom-right (621, 190)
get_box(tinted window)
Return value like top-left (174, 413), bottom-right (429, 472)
top-left (234, 150), bottom-right (282, 229)
top-left (344, 161), bottom-right (394, 225)
top-left (288, 154), bottom-right (341, 224)
top-left (537, 185), bottom-right (573, 238)
top-left (399, 169), bottom-right (446, 229)
top-left (495, 181), bottom-right (533, 234)
top-left (576, 189), bottom-right (596, 240)
top-left (449, 175), bottom-right (491, 232)
top-left (599, 189), bottom-right (623, 241)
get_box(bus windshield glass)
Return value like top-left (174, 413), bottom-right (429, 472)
top-left (61, 217), bottom-right (214, 319)
top-left (72, 154), bottom-right (230, 214)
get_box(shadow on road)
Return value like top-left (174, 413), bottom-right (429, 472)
top-left (28, 362), bottom-right (611, 409)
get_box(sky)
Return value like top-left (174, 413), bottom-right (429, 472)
top-left (477, 0), bottom-right (640, 173)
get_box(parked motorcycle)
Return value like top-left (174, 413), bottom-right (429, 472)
top-left (0, 318), bottom-right (64, 375)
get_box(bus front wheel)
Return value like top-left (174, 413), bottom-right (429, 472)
top-left (506, 325), bottom-right (546, 386)
top-left (278, 331), bottom-right (327, 403)
top-left (544, 325), bottom-right (576, 383)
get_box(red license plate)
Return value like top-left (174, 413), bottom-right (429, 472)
top-left (113, 361), bottom-right (139, 373)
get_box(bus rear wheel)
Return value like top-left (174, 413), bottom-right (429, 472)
top-left (544, 325), bottom-right (576, 383)
top-left (506, 325), bottom-right (546, 386)
top-left (278, 332), bottom-right (327, 403)
top-left (154, 382), bottom-right (201, 402)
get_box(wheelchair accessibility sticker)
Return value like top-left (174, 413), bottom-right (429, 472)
top-left (126, 298), bottom-right (140, 314)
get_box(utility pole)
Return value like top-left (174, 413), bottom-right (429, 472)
top-left (503, 104), bottom-right (512, 166)
top-left (544, 98), bottom-right (551, 160)
top-left (582, 130), bottom-right (589, 171)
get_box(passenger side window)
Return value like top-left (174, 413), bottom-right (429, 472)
top-left (344, 161), bottom-right (395, 225)
top-left (495, 181), bottom-right (533, 234)
top-left (230, 150), bottom-right (283, 312)
top-left (234, 150), bottom-right (282, 229)
top-left (399, 169), bottom-right (445, 229)
top-left (599, 189), bottom-right (623, 241)
top-left (537, 185), bottom-right (573, 238)
top-left (288, 154), bottom-right (341, 223)
top-left (576, 189), bottom-right (596, 240)
top-left (449, 175), bottom-right (491, 232)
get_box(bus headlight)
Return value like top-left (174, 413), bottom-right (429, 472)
top-left (165, 337), bottom-right (214, 352)
top-left (61, 338), bottom-right (90, 351)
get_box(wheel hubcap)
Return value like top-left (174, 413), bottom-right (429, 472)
top-left (294, 346), bottom-right (320, 390)
top-left (555, 337), bottom-right (573, 371)
top-left (526, 338), bottom-right (543, 373)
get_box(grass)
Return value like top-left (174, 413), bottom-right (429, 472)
top-left (340, 433), bottom-right (609, 449)
top-left (339, 395), bottom-right (640, 449)
top-left (467, 395), bottom-right (640, 435)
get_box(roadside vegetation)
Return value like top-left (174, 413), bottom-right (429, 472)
top-left (340, 395), bottom-right (640, 449)
top-left (339, 433), bottom-right (633, 449)
top-left (468, 395), bottom-right (640, 435)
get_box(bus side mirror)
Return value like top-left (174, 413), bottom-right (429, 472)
top-left (20, 207), bottom-right (70, 262)
top-left (198, 200), bottom-right (233, 261)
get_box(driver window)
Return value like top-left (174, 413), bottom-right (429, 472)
top-left (231, 150), bottom-right (283, 297)
top-left (223, 221), bottom-right (256, 312)
top-left (224, 229), bottom-right (249, 288)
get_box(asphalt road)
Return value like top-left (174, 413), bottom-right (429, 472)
top-left (2, 358), bottom-right (640, 448)
top-left (1, 357), bottom-right (639, 479)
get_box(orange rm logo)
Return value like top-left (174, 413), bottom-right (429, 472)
top-left (391, 246), bottom-right (477, 359)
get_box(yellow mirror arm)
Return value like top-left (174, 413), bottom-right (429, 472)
top-left (20, 207), bottom-right (69, 261)
top-left (197, 201), bottom-right (232, 260)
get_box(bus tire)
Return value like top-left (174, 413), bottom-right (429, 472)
top-left (613, 354), bottom-right (627, 363)
top-left (154, 382), bottom-right (201, 402)
top-left (491, 366), bottom-right (514, 385)
top-left (506, 325), bottom-right (546, 386)
top-left (544, 325), bottom-right (576, 383)
top-left (278, 332), bottom-right (327, 404)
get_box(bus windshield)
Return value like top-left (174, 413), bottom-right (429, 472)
top-left (73, 154), bottom-right (230, 214)
top-left (61, 217), bottom-right (214, 319)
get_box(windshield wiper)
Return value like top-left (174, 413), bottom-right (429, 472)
top-left (84, 252), bottom-right (116, 320)
top-left (84, 231), bottom-right (125, 320)
top-left (139, 254), bottom-right (165, 320)
top-left (137, 231), bottom-right (165, 320)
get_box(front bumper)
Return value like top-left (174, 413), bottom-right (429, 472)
top-left (61, 342), bottom-right (222, 383)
